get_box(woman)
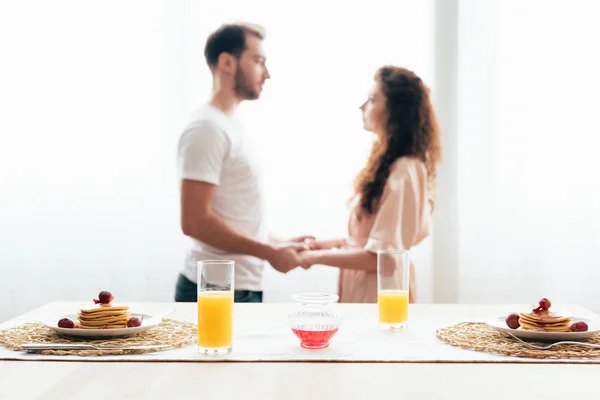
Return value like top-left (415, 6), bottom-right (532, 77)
top-left (299, 66), bottom-right (441, 303)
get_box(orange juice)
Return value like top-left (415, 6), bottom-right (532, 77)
top-left (378, 290), bottom-right (409, 324)
top-left (197, 291), bottom-right (234, 349)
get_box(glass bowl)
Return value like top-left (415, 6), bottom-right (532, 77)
top-left (288, 293), bottom-right (342, 349)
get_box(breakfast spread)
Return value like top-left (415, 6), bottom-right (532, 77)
top-left (56, 291), bottom-right (141, 329)
top-left (505, 298), bottom-right (588, 332)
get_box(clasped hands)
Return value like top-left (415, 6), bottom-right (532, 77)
top-left (267, 235), bottom-right (326, 273)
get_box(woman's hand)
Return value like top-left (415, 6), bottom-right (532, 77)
top-left (305, 238), bottom-right (346, 251)
top-left (297, 250), bottom-right (323, 269)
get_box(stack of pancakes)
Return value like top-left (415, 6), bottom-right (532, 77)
top-left (519, 309), bottom-right (571, 332)
top-left (77, 303), bottom-right (131, 329)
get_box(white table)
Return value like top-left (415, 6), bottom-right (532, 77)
top-left (1, 302), bottom-right (599, 399)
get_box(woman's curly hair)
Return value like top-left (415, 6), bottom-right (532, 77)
top-left (353, 66), bottom-right (441, 214)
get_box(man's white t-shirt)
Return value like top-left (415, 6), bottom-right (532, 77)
top-left (177, 104), bottom-right (267, 291)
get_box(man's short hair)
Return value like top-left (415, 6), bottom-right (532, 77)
top-left (204, 23), bottom-right (265, 70)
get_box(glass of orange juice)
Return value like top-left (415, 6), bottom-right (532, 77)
top-left (197, 260), bottom-right (234, 355)
top-left (377, 249), bottom-right (409, 331)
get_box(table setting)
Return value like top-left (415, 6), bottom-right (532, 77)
top-left (2, 253), bottom-right (600, 364)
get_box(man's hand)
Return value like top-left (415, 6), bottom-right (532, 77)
top-left (289, 235), bottom-right (315, 243)
top-left (267, 242), bottom-right (309, 273)
top-left (273, 235), bottom-right (316, 249)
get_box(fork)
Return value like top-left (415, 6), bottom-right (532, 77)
top-left (21, 343), bottom-right (168, 352)
top-left (505, 331), bottom-right (600, 350)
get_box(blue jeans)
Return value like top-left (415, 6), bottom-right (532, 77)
top-left (174, 273), bottom-right (263, 303)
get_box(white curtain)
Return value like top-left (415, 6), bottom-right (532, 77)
top-left (4, 0), bottom-right (595, 324)
top-left (173, 0), bottom-right (436, 302)
top-left (0, 0), bottom-right (188, 322)
top-left (454, 0), bottom-right (600, 310)
top-left (0, 0), bottom-right (435, 321)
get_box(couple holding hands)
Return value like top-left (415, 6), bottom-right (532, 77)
top-left (175, 23), bottom-right (441, 304)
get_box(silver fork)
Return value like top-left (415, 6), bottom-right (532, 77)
top-left (21, 343), bottom-right (168, 352)
top-left (505, 332), bottom-right (600, 350)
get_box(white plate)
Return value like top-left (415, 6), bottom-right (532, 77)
top-left (43, 313), bottom-right (162, 339)
top-left (487, 316), bottom-right (600, 342)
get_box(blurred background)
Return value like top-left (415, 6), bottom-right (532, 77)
top-left (1, 0), bottom-right (599, 322)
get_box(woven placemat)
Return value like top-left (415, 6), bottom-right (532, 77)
top-left (0, 319), bottom-right (196, 356)
top-left (437, 322), bottom-right (600, 359)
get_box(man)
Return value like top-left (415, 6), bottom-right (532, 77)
top-left (175, 23), bottom-right (310, 303)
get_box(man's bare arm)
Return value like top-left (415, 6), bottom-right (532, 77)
top-left (180, 179), bottom-right (306, 272)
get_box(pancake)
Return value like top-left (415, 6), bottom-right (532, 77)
top-left (519, 321), bottom-right (571, 332)
top-left (518, 309), bottom-right (572, 332)
top-left (519, 309), bottom-right (571, 322)
top-left (79, 310), bottom-right (128, 318)
top-left (78, 319), bottom-right (129, 329)
top-left (80, 304), bottom-right (130, 313)
top-left (77, 316), bottom-right (129, 325)
top-left (79, 323), bottom-right (127, 329)
top-left (78, 312), bottom-right (129, 320)
top-left (77, 302), bottom-right (130, 329)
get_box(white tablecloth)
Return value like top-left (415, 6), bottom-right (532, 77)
top-left (1, 302), bottom-right (599, 363)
